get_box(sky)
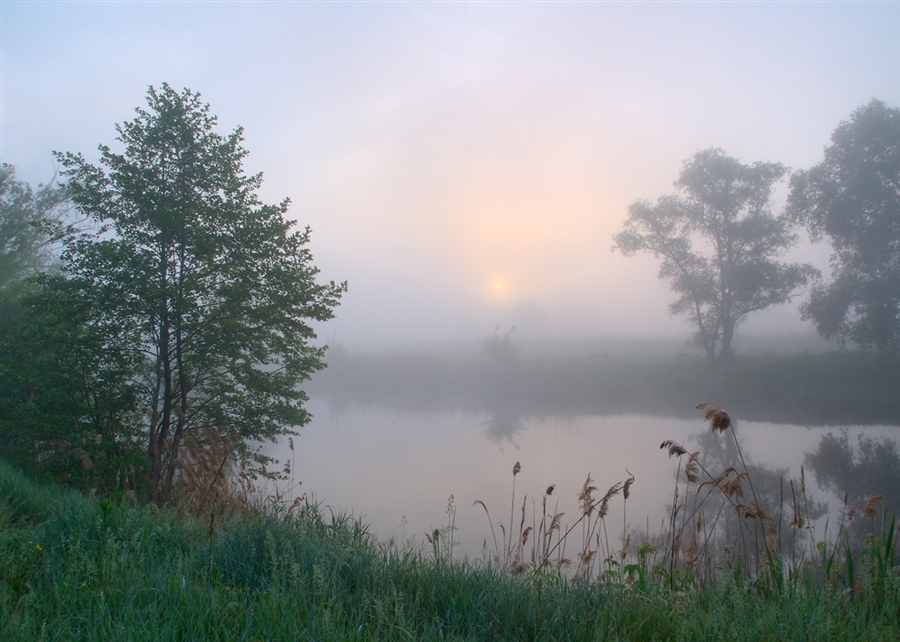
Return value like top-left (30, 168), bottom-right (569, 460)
top-left (2, 1), bottom-right (898, 350)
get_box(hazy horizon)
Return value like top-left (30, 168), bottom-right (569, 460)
top-left (3, 2), bottom-right (897, 349)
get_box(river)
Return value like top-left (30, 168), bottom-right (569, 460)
top-left (265, 398), bottom-right (899, 561)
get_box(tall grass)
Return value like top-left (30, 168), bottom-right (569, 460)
top-left (2, 398), bottom-right (899, 641)
top-left (473, 403), bottom-right (899, 610)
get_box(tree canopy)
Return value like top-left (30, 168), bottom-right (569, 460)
top-left (787, 99), bottom-right (900, 355)
top-left (613, 148), bottom-right (815, 364)
top-left (0, 164), bottom-right (70, 293)
top-left (1, 166), bottom-right (121, 485)
top-left (28, 84), bottom-right (348, 502)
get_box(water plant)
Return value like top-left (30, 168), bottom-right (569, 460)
top-left (2, 401), bottom-right (898, 640)
top-left (472, 401), bottom-right (899, 609)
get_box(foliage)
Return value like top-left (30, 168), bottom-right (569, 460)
top-left (0, 164), bottom-right (71, 293)
top-left (42, 84), bottom-right (345, 502)
top-left (480, 325), bottom-right (521, 363)
top-left (0, 166), bottom-right (139, 490)
top-left (806, 431), bottom-right (900, 510)
top-left (613, 149), bottom-right (816, 364)
top-left (0, 283), bottom-right (145, 493)
top-left (787, 99), bottom-right (900, 355)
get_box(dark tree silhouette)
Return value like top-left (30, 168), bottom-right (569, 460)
top-left (614, 149), bottom-right (815, 364)
top-left (805, 431), bottom-right (900, 510)
top-left (787, 100), bottom-right (900, 355)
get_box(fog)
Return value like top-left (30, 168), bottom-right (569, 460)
top-left (4, 3), bottom-right (899, 560)
top-left (3, 2), bottom-right (896, 350)
top-left (269, 401), bottom-right (899, 562)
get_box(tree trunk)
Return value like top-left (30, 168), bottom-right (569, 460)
top-left (150, 251), bottom-right (173, 504)
top-left (717, 318), bottom-right (735, 364)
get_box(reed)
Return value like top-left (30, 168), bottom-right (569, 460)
top-left (2, 450), bottom-right (897, 641)
top-left (469, 400), bottom-right (899, 611)
top-left (474, 461), bottom-right (567, 573)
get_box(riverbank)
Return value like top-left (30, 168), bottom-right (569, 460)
top-left (1, 459), bottom-right (897, 640)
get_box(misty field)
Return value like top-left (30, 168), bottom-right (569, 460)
top-left (311, 345), bottom-right (900, 426)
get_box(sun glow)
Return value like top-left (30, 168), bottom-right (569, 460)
top-left (484, 273), bottom-right (516, 303)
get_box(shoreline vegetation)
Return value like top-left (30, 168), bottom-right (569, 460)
top-left (310, 345), bottom-right (900, 426)
top-left (2, 438), bottom-right (898, 640)
top-left (3, 347), bottom-right (898, 638)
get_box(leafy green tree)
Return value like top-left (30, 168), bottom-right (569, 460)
top-left (1, 166), bottom-right (120, 486)
top-left (787, 100), bottom-right (900, 355)
top-left (0, 281), bottom-right (144, 492)
top-left (613, 149), bottom-right (815, 364)
top-left (51, 84), bottom-right (346, 502)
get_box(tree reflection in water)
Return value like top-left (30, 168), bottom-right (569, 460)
top-left (673, 426), bottom-right (828, 565)
top-left (482, 405), bottom-right (525, 446)
top-left (805, 430), bottom-right (900, 533)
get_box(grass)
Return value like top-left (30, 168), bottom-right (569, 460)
top-left (2, 428), bottom-right (899, 641)
top-left (473, 404), bottom-right (898, 594)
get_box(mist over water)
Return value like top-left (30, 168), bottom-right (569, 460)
top-left (3, 1), bottom-right (898, 562)
top-left (271, 396), bottom-right (898, 559)
top-left (6, 2), bottom-right (897, 354)
top-left (266, 333), bottom-right (900, 559)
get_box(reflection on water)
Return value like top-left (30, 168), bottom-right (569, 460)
top-left (268, 398), bottom-right (898, 559)
top-left (806, 431), bottom-right (900, 506)
top-left (483, 402), bottom-right (526, 445)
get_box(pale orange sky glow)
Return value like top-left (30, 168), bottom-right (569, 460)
top-left (3, 1), bottom-right (898, 348)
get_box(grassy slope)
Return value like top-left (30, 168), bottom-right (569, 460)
top-left (2, 460), bottom-right (898, 641)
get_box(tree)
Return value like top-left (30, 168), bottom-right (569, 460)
top-left (480, 325), bottom-right (521, 364)
top-left (0, 164), bottom-right (71, 292)
top-left (786, 100), bottom-right (900, 355)
top-left (50, 84), bottom-right (346, 502)
top-left (805, 431), bottom-right (900, 509)
top-left (0, 279), bottom-right (145, 492)
top-left (805, 430), bottom-right (900, 547)
top-left (613, 149), bottom-right (815, 364)
top-left (0, 166), bottom-right (121, 486)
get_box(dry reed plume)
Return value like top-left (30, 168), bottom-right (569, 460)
top-left (469, 402), bottom-right (896, 596)
top-left (476, 465), bottom-right (634, 579)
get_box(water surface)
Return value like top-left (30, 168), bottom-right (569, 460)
top-left (269, 399), bottom-right (898, 559)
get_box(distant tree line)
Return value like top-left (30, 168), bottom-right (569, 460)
top-left (614, 99), bottom-right (899, 363)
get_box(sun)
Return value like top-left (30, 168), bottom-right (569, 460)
top-left (484, 274), bottom-right (512, 302)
